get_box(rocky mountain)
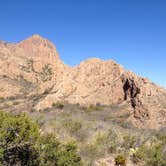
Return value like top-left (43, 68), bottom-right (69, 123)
top-left (0, 34), bottom-right (166, 129)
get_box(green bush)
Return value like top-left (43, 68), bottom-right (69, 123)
top-left (13, 101), bottom-right (19, 105)
top-left (0, 112), bottom-right (40, 146)
top-left (123, 135), bottom-right (137, 149)
top-left (37, 134), bottom-right (82, 166)
top-left (0, 111), bottom-right (40, 165)
top-left (57, 142), bottom-right (82, 166)
top-left (155, 128), bottom-right (166, 145)
top-left (3, 143), bottom-right (40, 165)
top-left (52, 102), bottom-right (64, 109)
top-left (84, 104), bottom-right (103, 112)
top-left (132, 146), bottom-right (146, 164)
top-left (132, 144), bottom-right (166, 166)
top-left (146, 144), bottom-right (166, 166)
top-left (81, 143), bottom-right (102, 163)
top-left (0, 97), bottom-right (4, 101)
top-left (0, 111), bottom-right (82, 166)
top-left (62, 119), bottom-right (82, 135)
top-left (37, 134), bottom-right (60, 166)
top-left (114, 154), bottom-right (126, 166)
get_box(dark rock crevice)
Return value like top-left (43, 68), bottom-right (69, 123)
top-left (123, 78), bottom-right (140, 102)
top-left (123, 78), bottom-right (149, 121)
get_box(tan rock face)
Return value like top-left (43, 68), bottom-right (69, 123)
top-left (0, 35), bottom-right (166, 129)
top-left (0, 35), bottom-right (68, 96)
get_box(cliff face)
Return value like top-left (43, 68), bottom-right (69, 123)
top-left (0, 35), bottom-right (68, 96)
top-left (0, 35), bottom-right (166, 129)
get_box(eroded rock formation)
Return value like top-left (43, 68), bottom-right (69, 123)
top-left (0, 35), bottom-right (166, 129)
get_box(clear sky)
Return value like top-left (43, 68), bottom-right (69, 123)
top-left (0, 0), bottom-right (166, 87)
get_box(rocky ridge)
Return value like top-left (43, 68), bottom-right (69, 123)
top-left (0, 34), bottom-right (166, 129)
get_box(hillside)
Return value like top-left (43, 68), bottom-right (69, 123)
top-left (0, 35), bottom-right (166, 129)
top-left (0, 35), bottom-right (166, 166)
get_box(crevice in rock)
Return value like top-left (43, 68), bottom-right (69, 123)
top-left (123, 78), bottom-right (140, 101)
top-left (123, 78), bottom-right (149, 121)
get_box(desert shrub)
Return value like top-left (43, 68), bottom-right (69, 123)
top-left (52, 101), bottom-right (64, 109)
top-left (7, 96), bottom-right (16, 100)
top-left (39, 64), bottom-right (53, 82)
top-left (62, 119), bottom-right (82, 135)
top-left (37, 134), bottom-right (82, 166)
top-left (0, 111), bottom-right (82, 166)
top-left (57, 142), bottom-right (82, 166)
top-left (146, 144), bottom-right (166, 166)
top-left (0, 112), bottom-right (40, 146)
top-left (16, 75), bottom-right (37, 94)
top-left (81, 143), bottom-right (102, 163)
top-left (84, 104), bottom-right (103, 112)
top-left (2, 75), bottom-right (7, 78)
top-left (114, 154), bottom-right (126, 166)
top-left (2, 143), bottom-right (39, 166)
top-left (80, 130), bottom-right (119, 164)
top-left (37, 134), bottom-right (60, 166)
top-left (43, 88), bottom-right (50, 94)
top-left (0, 97), bottom-right (4, 101)
top-left (13, 101), bottom-right (19, 105)
top-left (132, 145), bottom-right (146, 164)
top-left (106, 129), bottom-right (119, 153)
top-left (30, 108), bottom-right (36, 112)
top-left (155, 128), bottom-right (166, 145)
top-left (119, 121), bottom-right (134, 129)
top-left (0, 111), bottom-right (40, 165)
top-left (43, 107), bottom-right (50, 112)
top-left (131, 143), bottom-right (166, 166)
top-left (123, 135), bottom-right (137, 149)
top-left (95, 129), bottom-right (119, 153)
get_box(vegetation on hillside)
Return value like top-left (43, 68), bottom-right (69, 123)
top-left (33, 103), bottom-right (166, 166)
top-left (0, 102), bottom-right (165, 165)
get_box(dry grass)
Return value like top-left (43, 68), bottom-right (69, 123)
top-left (0, 99), bottom-right (165, 165)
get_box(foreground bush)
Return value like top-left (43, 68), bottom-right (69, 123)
top-left (57, 143), bottom-right (82, 166)
top-left (114, 154), bottom-right (126, 166)
top-left (131, 144), bottom-right (166, 166)
top-left (132, 146), bottom-right (146, 164)
top-left (147, 144), bottom-right (166, 166)
top-left (0, 111), bottom-right (82, 166)
top-left (0, 112), bottom-right (40, 165)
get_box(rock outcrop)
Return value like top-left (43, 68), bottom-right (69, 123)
top-left (0, 34), bottom-right (166, 129)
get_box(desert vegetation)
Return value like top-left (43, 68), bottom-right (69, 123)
top-left (0, 111), bottom-right (82, 166)
top-left (26, 103), bottom-right (166, 166)
top-left (0, 101), bottom-right (165, 165)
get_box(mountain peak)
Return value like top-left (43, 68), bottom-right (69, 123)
top-left (31, 34), bottom-right (43, 38)
top-left (16, 34), bottom-right (59, 59)
top-left (20, 34), bottom-right (53, 46)
top-left (28, 34), bottom-right (47, 41)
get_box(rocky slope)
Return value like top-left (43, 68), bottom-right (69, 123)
top-left (0, 34), bottom-right (166, 129)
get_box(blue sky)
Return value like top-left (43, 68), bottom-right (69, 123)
top-left (0, 0), bottom-right (166, 87)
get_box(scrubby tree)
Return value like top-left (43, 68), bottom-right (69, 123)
top-left (0, 111), bottom-right (82, 166)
